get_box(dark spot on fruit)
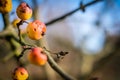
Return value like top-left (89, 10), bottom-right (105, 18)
top-left (33, 54), bottom-right (37, 58)
top-left (34, 28), bottom-right (36, 31)
top-left (20, 9), bottom-right (26, 13)
top-left (41, 32), bottom-right (45, 36)
top-left (41, 51), bottom-right (45, 54)
top-left (0, 1), bottom-right (7, 7)
top-left (20, 72), bottom-right (24, 75)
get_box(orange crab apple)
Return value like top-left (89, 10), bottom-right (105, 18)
top-left (28, 47), bottom-right (47, 66)
top-left (0, 0), bottom-right (12, 13)
top-left (12, 67), bottom-right (28, 80)
top-left (26, 20), bottom-right (46, 40)
top-left (16, 2), bottom-right (32, 20)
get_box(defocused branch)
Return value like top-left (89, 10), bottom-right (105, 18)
top-left (87, 37), bottom-right (120, 80)
top-left (2, 13), bottom-right (10, 30)
top-left (45, 0), bottom-right (103, 26)
top-left (94, 37), bottom-right (120, 69)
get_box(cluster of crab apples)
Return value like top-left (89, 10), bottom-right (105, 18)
top-left (0, 1), bottom-right (47, 80)
top-left (13, 47), bottom-right (47, 80)
top-left (16, 2), bottom-right (48, 80)
top-left (16, 2), bottom-right (47, 64)
top-left (16, 2), bottom-right (47, 40)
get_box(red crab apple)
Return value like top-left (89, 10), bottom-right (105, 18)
top-left (28, 47), bottom-right (47, 66)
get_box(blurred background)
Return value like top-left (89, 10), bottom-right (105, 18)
top-left (0, 0), bottom-right (120, 80)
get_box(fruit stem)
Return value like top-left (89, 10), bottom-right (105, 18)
top-left (17, 20), bottom-right (25, 46)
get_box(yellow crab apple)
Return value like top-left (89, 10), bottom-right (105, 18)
top-left (16, 2), bottom-right (32, 20)
top-left (12, 67), bottom-right (28, 80)
top-left (26, 20), bottom-right (46, 40)
top-left (0, 0), bottom-right (12, 13)
top-left (12, 19), bottom-right (21, 28)
top-left (28, 47), bottom-right (47, 66)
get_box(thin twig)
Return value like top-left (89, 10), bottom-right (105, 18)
top-left (16, 47), bottom-right (31, 66)
top-left (44, 50), bottom-right (76, 80)
top-left (45, 0), bottom-right (103, 26)
top-left (17, 48), bottom-right (31, 60)
top-left (16, 20), bottom-right (30, 46)
top-left (84, 0), bottom-right (103, 7)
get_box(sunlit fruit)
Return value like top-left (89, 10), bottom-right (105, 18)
top-left (28, 47), bottom-right (47, 66)
top-left (16, 2), bottom-right (32, 20)
top-left (26, 20), bottom-right (46, 40)
top-left (12, 67), bottom-right (29, 80)
top-left (0, 0), bottom-right (12, 13)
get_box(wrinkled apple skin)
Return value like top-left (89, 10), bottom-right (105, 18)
top-left (0, 0), bottom-right (12, 13)
top-left (27, 20), bottom-right (46, 40)
top-left (16, 2), bottom-right (32, 20)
